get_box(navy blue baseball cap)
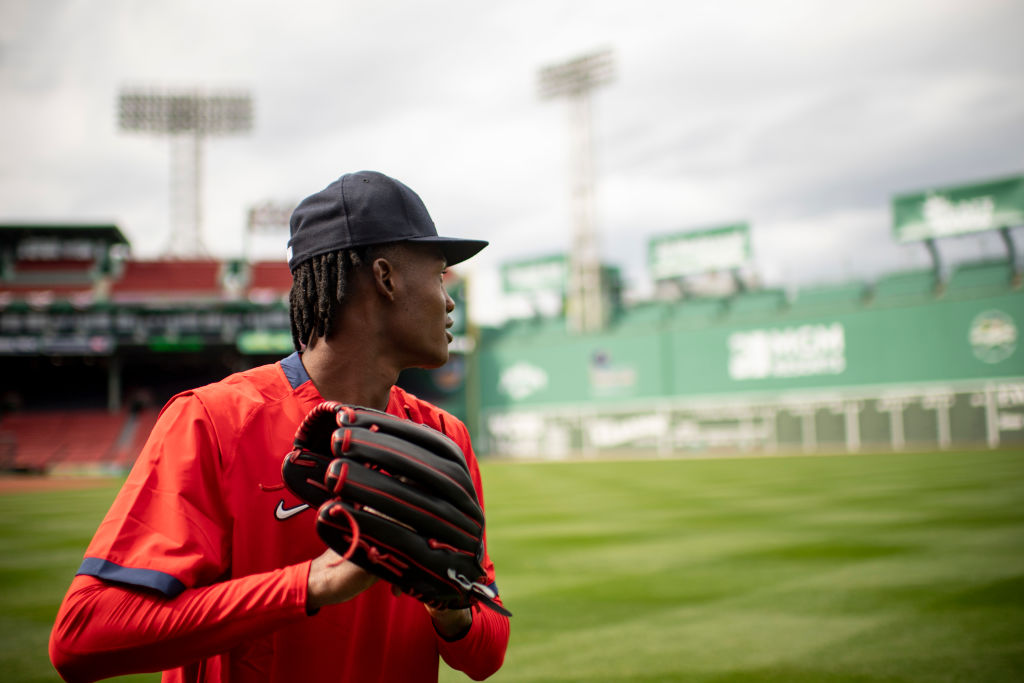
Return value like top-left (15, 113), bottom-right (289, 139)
top-left (286, 170), bottom-right (488, 272)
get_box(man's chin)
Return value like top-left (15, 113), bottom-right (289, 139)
top-left (414, 351), bottom-right (450, 371)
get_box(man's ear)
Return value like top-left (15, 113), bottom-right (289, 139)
top-left (371, 255), bottom-right (397, 300)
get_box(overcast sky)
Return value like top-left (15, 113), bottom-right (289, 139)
top-left (1, 0), bottom-right (1022, 322)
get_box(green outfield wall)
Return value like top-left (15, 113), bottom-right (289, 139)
top-left (477, 269), bottom-right (1023, 457)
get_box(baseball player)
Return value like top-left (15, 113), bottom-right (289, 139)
top-left (49, 171), bottom-right (510, 682)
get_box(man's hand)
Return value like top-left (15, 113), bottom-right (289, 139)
top-left (427, 604), bottom-right (473, 640)
top-left (306, 548), bottom-right (379, 610)
top-left (307, 549), bottom-right (472, 640)
top-left (283, 402), bottom-right (510, 617)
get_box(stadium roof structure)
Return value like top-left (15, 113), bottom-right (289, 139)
top-left (0, 223), bottom-right (129, 247)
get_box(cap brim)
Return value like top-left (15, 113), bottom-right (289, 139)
top-left (407, 236), bottom-right (488, 267)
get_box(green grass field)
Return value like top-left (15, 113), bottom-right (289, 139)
top-left (3, 450), bottom-right (1023, 682)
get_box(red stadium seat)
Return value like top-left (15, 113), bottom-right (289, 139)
top-left (111, 260), bottom-right (224, 301)
top-left (112, 409), bottom-right (161, 467)
top-left (0, 410), bottom-right (131, 471)
top-left (247, 261), bottom-right (292, 302)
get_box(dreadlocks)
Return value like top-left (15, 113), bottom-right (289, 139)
top-left (288, 249), bottom-right (368, 351)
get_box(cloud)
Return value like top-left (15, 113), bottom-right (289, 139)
top-left (1, 0), bottom-right (1022, 321)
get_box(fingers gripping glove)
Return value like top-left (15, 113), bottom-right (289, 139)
top-left (282, 401), bottom-right (511, 617)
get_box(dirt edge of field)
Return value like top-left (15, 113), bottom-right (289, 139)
top-left (0, 475), bottom-right (121, 493)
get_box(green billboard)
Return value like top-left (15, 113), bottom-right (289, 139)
top-left (647, 223), bottom-right (751, 280)
top-left (500, 254), bottom-right (568, 295)
top-left (892, 173), bottom-right (1024, 242)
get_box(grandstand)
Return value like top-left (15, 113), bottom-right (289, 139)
top-left (478, 173), bottom-right (1023, 458)
top-left (0, 410), bottom-right (134, 473)
top-left (478, 257), bottom-right (1022, 458)
top-left (0, 223), bottom-right (473, 474)
top-left (1, 204), bottom-right (1022, 472)
top-left (0, 224), bottom-right (295, 473)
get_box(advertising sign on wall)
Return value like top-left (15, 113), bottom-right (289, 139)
top-left (728, 323), bottom-right (847, 381)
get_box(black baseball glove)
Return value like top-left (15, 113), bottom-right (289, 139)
top-left (282, 401), bottom-right (510, 617)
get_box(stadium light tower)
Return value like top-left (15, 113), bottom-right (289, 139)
top-left (118, 89), bottom-right (253, 258)
top-left (538, 48), bottom-right (614, 333)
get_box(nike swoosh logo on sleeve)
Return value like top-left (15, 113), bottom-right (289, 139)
top-left (275, 500), bottom-right (310, 520)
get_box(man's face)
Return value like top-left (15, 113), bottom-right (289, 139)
top-left (388, 244), bottom-right (455, 370)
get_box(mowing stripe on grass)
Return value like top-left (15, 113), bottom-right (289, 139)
top-left (2, 450), bottom-right (1022, 682)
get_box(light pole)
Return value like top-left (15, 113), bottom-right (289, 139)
top-left (118, 89), bottom-right (253, 258)
top-left (538, 49), bottom-right (614, 333)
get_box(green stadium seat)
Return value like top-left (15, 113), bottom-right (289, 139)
top-left (869, 269), bottom-right (939, 304)
top-left (790, 282), bottom-right (868, 312)
top-left (667, 297), bottom-right (727, 327)
top-left (612, 302), bottom-right (669, 329)
top-left (488, 315), bottom-right (568, 346)
top-left (726, 289), bottom-right (788, 318)
top-left (945, 260), bottom-right (1016, 295)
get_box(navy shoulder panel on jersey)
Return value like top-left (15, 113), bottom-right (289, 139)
top-left (77, 557), bottom-right (187, 597)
